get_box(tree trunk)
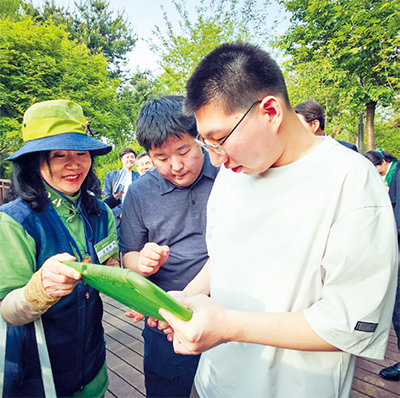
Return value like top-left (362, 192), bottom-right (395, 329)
top-left (365, 101), bottom-right (376, 151)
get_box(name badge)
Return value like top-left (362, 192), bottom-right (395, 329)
top-left (94, 234), bottom-right (118, 264)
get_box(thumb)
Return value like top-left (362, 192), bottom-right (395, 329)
top-left (159, 308), bottom-right (181, 327)
top-left (160, 245), bottom-right (170, 257)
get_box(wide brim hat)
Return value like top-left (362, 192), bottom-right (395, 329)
top-left (6, 100), bottom-right (112, 161)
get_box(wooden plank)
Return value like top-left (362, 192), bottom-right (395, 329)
top-left (105, 367), bottom-right (145, 398)
top-left (102, 296), bottom-right (400, 398)
top-left (352, 360), bottom-right (400, 395)
top-left (350, 376), bottom-right (399, 398)
top-left (103, 295), bottom-right (146, 397)
top-left (106, 349), bottom-right (145, 395)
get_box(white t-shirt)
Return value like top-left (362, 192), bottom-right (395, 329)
top-left (120, 169), bottom-right (132, 203)
top-left (195, 137), bottom-right (398, 398)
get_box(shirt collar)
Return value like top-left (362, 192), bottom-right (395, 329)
top-left (44, 182), bottom-right (81, 222)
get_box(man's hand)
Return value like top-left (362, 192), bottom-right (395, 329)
top-left (125, 309), bottom-right (145, 323)
top-left (105, 257), bottom-right (120, 267)
top-left (159, 294), bottom-right (229, 355)
top-left (137, 243), bottom-right (170, 277)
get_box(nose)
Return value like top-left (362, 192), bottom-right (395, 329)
top-left (171, 156), bottom-right (184, 172)
top-left (66, 154), bottom-right (80, 168)
top-left (209, 151), bottom-right (228, 167)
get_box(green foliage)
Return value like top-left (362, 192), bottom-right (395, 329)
top-left (149, 0), bottom-right (274, 94)
top-left (278, 0), bottom-right (399, 148)
top-left (0, 17), bottom-right (121, 154)
top-left (0, 0), bottom-right (22, 19)
top-left (23, 0), bottom-right (137, 77)
top-left (374, 103), bottom-right (400, 158)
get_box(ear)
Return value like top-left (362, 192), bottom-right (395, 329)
top-left (311, 120), bottom-right (320, 134)
top-left (260, 96), bottom-right (283, 132)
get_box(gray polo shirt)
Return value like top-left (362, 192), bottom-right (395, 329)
top-left (120, 153), bottom-right (219, 292)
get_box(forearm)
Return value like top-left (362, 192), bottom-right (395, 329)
top-left (0, 287), bottom-right (46, 326)
top-left (184, 259), bottom-right (210, 296)
top-left (225, 309), bottom-right (338, 351)
top-left (161, 296), bottom-right (339, 355)
top-left (122, 251), bottom-right (142, 273)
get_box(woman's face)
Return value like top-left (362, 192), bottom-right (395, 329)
top-left (376, 159), bottom-right (390, 176)
top-left (40, 150), bottom-right (91, 196)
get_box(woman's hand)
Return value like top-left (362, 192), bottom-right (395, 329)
top-left (41, 253), bottom-right (82, 297)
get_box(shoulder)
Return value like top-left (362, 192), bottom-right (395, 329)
top-left (132, 170), bottom-right (140, 180)
top-left (336, 139), bottom-right (358, 152)
top-left (105, 169), bottom-right (118, 178)
top-left (0, 198), bottom-right (32, 224)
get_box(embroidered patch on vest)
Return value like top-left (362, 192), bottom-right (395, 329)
top-left (354, 321), bottom-right (378, 332)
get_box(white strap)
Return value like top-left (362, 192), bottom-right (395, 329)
top-left (0, 316), bottom-right (7, 398)
top-left (0, 316), bottom-right (56, 398)
top-left (34, 318), bottom-right (57, 398)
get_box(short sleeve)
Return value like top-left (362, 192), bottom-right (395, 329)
top-left (304, 205), bottom-right (398, 359)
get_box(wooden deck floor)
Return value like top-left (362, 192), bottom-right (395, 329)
top-left (102, 295), bottom-right (400, 398)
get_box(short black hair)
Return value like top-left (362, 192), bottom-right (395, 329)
top-left (184, 42), bottom-right (290, 115)
top-left (382, 150), bottom-right (397, 163)
top-left (136, 151), bottom-right (150, 161)
top-left (364, 150), bottom-right (384, 166)
top-left (119, 148), bottom-right (137, 159)
top-left (294, 100), bottom-right (325, 131)
top-left (135, 95), bottom-right (197, 152)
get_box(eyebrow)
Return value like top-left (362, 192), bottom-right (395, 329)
top-left (152, 144), bottom-right (190, 157)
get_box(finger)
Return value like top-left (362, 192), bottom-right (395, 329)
top-left (159, 308), bottom-right (182, 328)
top-left (125, 310), bottom-right (145, 323)
top-left (159, 245), bottom-right (170, 257)
top-left (147, 318), bottom-right (159, 328)
top-left (56, 263), bottom-right (82, 280)
top-left (157, 320), bottom-right (170, 330)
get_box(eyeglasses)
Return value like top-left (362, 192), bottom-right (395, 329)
top-left (195, 100), bottom-right (261, 155)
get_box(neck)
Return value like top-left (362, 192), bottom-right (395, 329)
top-left (275, 110), bottom-right (322, 167)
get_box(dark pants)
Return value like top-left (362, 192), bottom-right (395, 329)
top-left (393, 255), bottom-right (400, 351)
top-left (143, 324), bottom-right (200, 398)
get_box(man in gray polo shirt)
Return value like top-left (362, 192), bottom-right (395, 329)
top-left (120, 95), bottom-right (219, 398)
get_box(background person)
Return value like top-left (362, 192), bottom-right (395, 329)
top-left (379, 162), bottom-right (400, 381)
top-left (120, 95), bottom-right (219, 398)
top-left (136, 151), bottom-right (154, 175)
top-left (158, 43), bottom-right (397, 398)
top-left (295, 99), bottom-right (359, 152)
top-left (103, 148), bottom-right (139, 236)
top-left (364, 150), bottom-right (398, 188)
top-left (0, 99), bottom-right (119, 397)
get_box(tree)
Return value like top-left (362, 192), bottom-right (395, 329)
top-left (148, 0), bottom-right (275, 94)
top-left (278, 0), bottom-right (399, 150)
top-left (283, 59), bottom-right (363, 145)
top-left (0, 17), bottom-right (120, 155)
top-left (22, 0), bottom-right (137, 77)
top-left (0, 0), bottom-right (22, 19)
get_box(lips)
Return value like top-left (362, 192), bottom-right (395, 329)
top-left (63, 174), bottom-right (80, 181)
top-left (231, 166), bottom-right (242, 173)
top-left (174, 172), bottom-right (188, 179)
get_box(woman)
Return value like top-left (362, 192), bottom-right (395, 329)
top-left (0, 100), bottom-right (119, 397)
top-left (364, 150), bottom-right (398, 187)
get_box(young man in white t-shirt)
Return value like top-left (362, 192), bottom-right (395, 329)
top-left (157, 43), bottom-right (398, 398)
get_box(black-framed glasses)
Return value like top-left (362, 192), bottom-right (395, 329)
top-left (195, 100), bottom-right (261, 155)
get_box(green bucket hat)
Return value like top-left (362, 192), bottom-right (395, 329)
top-left (6, 100), bottom-right (112, 161)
